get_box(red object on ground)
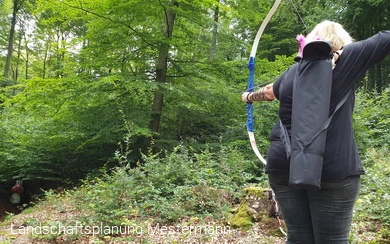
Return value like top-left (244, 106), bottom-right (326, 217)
top-left (10, 184), bottom-right (24, 195)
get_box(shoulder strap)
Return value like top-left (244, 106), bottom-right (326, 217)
top-left (304, 90), bottom-right (351, 149)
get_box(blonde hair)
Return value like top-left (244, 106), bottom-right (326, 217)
top-left (306, 20), bottom-right (354, 52)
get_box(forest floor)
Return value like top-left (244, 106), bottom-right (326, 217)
top-left (0, 202), bottom-right (20, 222)
top-left (0, 189), bottom-right (386, 243)
top-left (0, 199), bottom-right (286, 244)
top-left (0, 198), bottom-right (387, 243)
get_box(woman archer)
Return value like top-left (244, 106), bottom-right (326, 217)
top-left (242, 20), bottom-right (390, 243)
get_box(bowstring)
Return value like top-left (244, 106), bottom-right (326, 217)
top-left (244, 78), bottom-right (276, 93)
top-left (288, 0), bottom-right (309, 34)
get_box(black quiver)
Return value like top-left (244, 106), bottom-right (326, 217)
top-left (289, 41), bottom-right (333, 190)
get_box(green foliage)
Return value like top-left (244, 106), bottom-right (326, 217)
top-left (351, 149), bottom-right (390, 243)
top-left (73, 143), bottom-right (260, 226)
top-left (353, 88), bottom-right (390, 157)
top-left (0, 75), bottom-right (153, 182)
top-left (0, 0), bottom-right (297, 185)
top-left (342, 0), bottom-right (390, 38)
top-left (350, 87), bottom-right (390, 242)
top-left (355, 148), bottom-right (390, 225)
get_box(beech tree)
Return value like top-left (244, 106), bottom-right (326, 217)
top-left (4, 0), bottom-right (24, 80)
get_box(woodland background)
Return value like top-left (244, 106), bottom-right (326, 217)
top-left (0, 0), bottom-right (389, 243)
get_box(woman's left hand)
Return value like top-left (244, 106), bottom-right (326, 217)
top-left (242, 92), bottom-right (251, 103)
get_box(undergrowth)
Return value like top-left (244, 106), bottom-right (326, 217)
top-left (72, 144), bottom-right (265, 228)
top-left (350, 88), bottom-right (390, 243)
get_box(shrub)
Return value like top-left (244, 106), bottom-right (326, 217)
top-left (354, 88), bottom-right (390, 160)
top-left (72, 144), bottom-right (260, 226)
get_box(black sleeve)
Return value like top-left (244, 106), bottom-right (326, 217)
top-left (346, 31), bottom-right (390, 70)
top-left (273, 64), bottom-right (297, 100)
top-left (273, 75), bottom-right (283, 100)
top-left (361, 31), bottom-right (390, 66)
top-left (331, 31), bottom-right (390, 104)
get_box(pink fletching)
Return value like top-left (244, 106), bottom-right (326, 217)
top-left (296, 34), bottom-right (306, 58)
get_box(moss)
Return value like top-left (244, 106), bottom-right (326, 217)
top-left (229, 200), bottom-right (253, 230)
top-left (229, 187), bottom-right (273, 230)
top-left (244, 187), bottom-right (268, 199)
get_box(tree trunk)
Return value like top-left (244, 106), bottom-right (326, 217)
top-left (148, 1), bottom-right (178, 133)
top-left (375, 63), bottom-right (382, 93)
top-left (209, 1), bottom-right (219, 62)
top-left (385, 58), bottom-right (390, 89)
top-left (193, 27), bottom-right (203, 62)
top-left (15, 31), bottom-right (22, 81)
top-left (4, 0), bottom-right (20, 80)
top-left (25, 32), bottom-right (29, 79)
top-left (43, 39), bottom-right (50, 79)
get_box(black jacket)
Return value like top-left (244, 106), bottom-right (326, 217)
top-left (266, 31), bottom-right (390, 181)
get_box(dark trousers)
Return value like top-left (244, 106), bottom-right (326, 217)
top-left (268, 173), bottom-right (361, 244)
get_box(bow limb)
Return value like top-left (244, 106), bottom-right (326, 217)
top-left (250, 0), bottom-right (282, 58)
top-left (247, 0), bottom-right (281, 165)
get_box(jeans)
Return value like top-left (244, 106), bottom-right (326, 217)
top-left (268, 173), bottom-right (361, 244)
